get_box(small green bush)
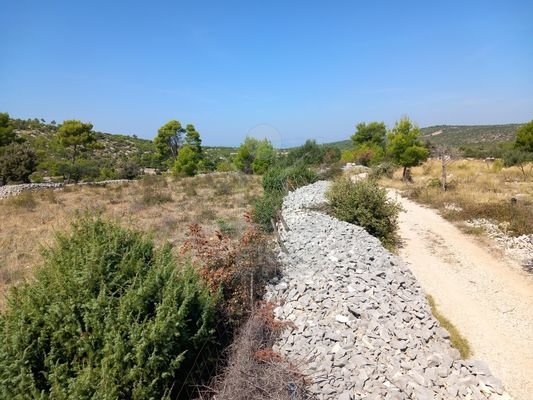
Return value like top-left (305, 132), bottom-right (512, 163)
top-left (0, 218), bottom-right (217, 400)
top-left (369, 161), bottom-right (396, 179)
top-left (253, 164), bottom-right (317, 232)
top-left (326, 177), bottom-right (402, 248)
top-left (117, 159), bottom-right (141, 179)
top-left (262, 164), bottom-right (318, 194)
top-left (0, 142), bottom-right (37, 184)
top-left (252, 191), bottom-right (283, 231)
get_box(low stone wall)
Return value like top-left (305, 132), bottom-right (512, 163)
top-left (266, 181), bottom-right (510, 400)
top-left (0, 180), bottom-right (132, 200)
top-left (0, 183), bottom-right (64, 199)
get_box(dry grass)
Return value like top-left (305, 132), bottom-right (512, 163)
top-left (0, 173), bottom-right (262, 307)
top-left (206, 302), bottom-right (313, 400)
top-left (380, 159), bottom-right (533, 236)
top-left (427, 295), bottom-right (471, 359)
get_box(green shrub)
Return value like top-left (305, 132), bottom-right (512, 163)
top-left (262, 164), bottom-right (318, 194)
top-left (326, 177), bottom-right (402, 248)
top-left (117, 159), bottom-right (141, 179)
top-left (0, 218), bottom-right (217, 400)
top-left (253, 164), bottom-right (317, 232)
top-left (98, 166), bottom-right (118, 180)
top-left (369, 161), bottom-right (396, 179)
top-left (252, 191), bottom-right (283, 231)
top-left (0, 142), bottom-right (37, 184)
top-left (56, 160), bottom-right (100, 183)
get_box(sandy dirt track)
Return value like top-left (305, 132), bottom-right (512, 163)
top-left (391, 190), bottom-right (533, 400)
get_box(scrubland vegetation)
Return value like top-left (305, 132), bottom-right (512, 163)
top-left (1, 110), bottom-right (532, 398)
top-left (380, 159), bottom-right (533, 236)
top-left (0, 173), bottom-right (300, 398)
top-left (0, 174), bottom-right (261, 302)
top-left (327, 177), bottom-right (402, 249)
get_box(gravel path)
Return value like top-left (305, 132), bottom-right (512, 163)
top-left (391, 190), bottom-right (533, 400)
top-left (266, 181), bottom-right (511, 400)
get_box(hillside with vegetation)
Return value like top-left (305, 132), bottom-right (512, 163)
top-left (326, 123), bottom-right (522, 152)
top-left (419, 124), bottom-right (521, 146)
top-left (0, 115), bottom-right (244, 184)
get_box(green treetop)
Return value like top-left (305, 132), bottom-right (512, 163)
top-left (234, 137), bottom-right (260, 173)
top-left (386, 117), bottom-right (429, 180)
top-left (154, 120), bottom-right (185, 163)
top-left (515, 119), bottom-right (533, 153)
top-left (184, 124), bottom-right (202, 154)
top-left (351, 121), bottom-right (387, 148)
top-left (0, 112), bottom-right (18, 147)
top-left (56, 120), bottom-right (97, 162)
top-left (252, 139), bottom-right (276, 174)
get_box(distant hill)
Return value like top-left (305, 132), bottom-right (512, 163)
top-left (10, 118), bottom-right (237, 169)
top-left (419, 124), bottom-right (521, 146)
top-left (10, 118), bottom-right (156, 165)
top-left (325, 123), bottom-right (522, 150)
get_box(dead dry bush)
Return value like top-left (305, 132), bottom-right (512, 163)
top-left (181, 215), bottom-right (280, 325)
top-left (205, 302), bottom-right (313, 400)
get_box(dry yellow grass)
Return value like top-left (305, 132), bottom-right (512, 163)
top-left (379, 159), bottom-right (533, 236)
top-left (0, 173), bottom-right (262, 306)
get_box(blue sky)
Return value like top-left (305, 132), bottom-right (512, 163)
top-left (1, 0), bottom-right (532, 146)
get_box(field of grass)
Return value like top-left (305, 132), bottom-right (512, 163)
top-left (0, 173), bottom-right (262, 306)
top-left (380, 159), bottom-right (533, 236)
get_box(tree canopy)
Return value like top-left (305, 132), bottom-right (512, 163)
top-left (252, 139), bottom-right (276, 174)
top-left (0, 112), bottom-right (18, 147)
top-left (351, 121), bottom-right (387, 147)
top-left (184, 124), bottom-right (202, 154)
top-left (173, 144), bottom-right (200, 176)
top-left (386, 117), bottom-right (429, 179)
top-left (233, 137), bottom-right (276, 174)
top-left (56, 120), bottom-right (97, 162)
top-left (234, 137), bottom-right (259, 173)
top-left (154, 120), bottom-right (185, 163)
top-left (515, 119), bottom-right (533, 153)
top-left (173, 125), bottom-right (204, 176)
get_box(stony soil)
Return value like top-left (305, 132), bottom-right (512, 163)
top-left (266, 181), bottom-right (511, 400)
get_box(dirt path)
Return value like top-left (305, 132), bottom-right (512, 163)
top-left (390, 190), bottom-right (533, 400)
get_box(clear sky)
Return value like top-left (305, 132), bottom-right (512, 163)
top-left (1, 0), bottom-right (532, 147)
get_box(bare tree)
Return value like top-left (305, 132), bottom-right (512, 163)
top-left (432, 145), bottom-right (460, 191)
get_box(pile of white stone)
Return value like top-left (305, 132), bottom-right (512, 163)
top-left (0, 183), bottom-right (64, 199)
top-left (266, 181), bottom-right (511, 400)
top-left (465, 218), bottom-right (532, 271)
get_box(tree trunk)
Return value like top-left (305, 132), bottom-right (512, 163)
top-left (402, 166), bottom-right (407, 181)
top-left (441, 157), bottom-right (447, 191)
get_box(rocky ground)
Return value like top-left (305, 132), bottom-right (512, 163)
top-left (265, 181), bottom-right (510, 400)
top-left (464, 218), bottom-right (533, 272)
